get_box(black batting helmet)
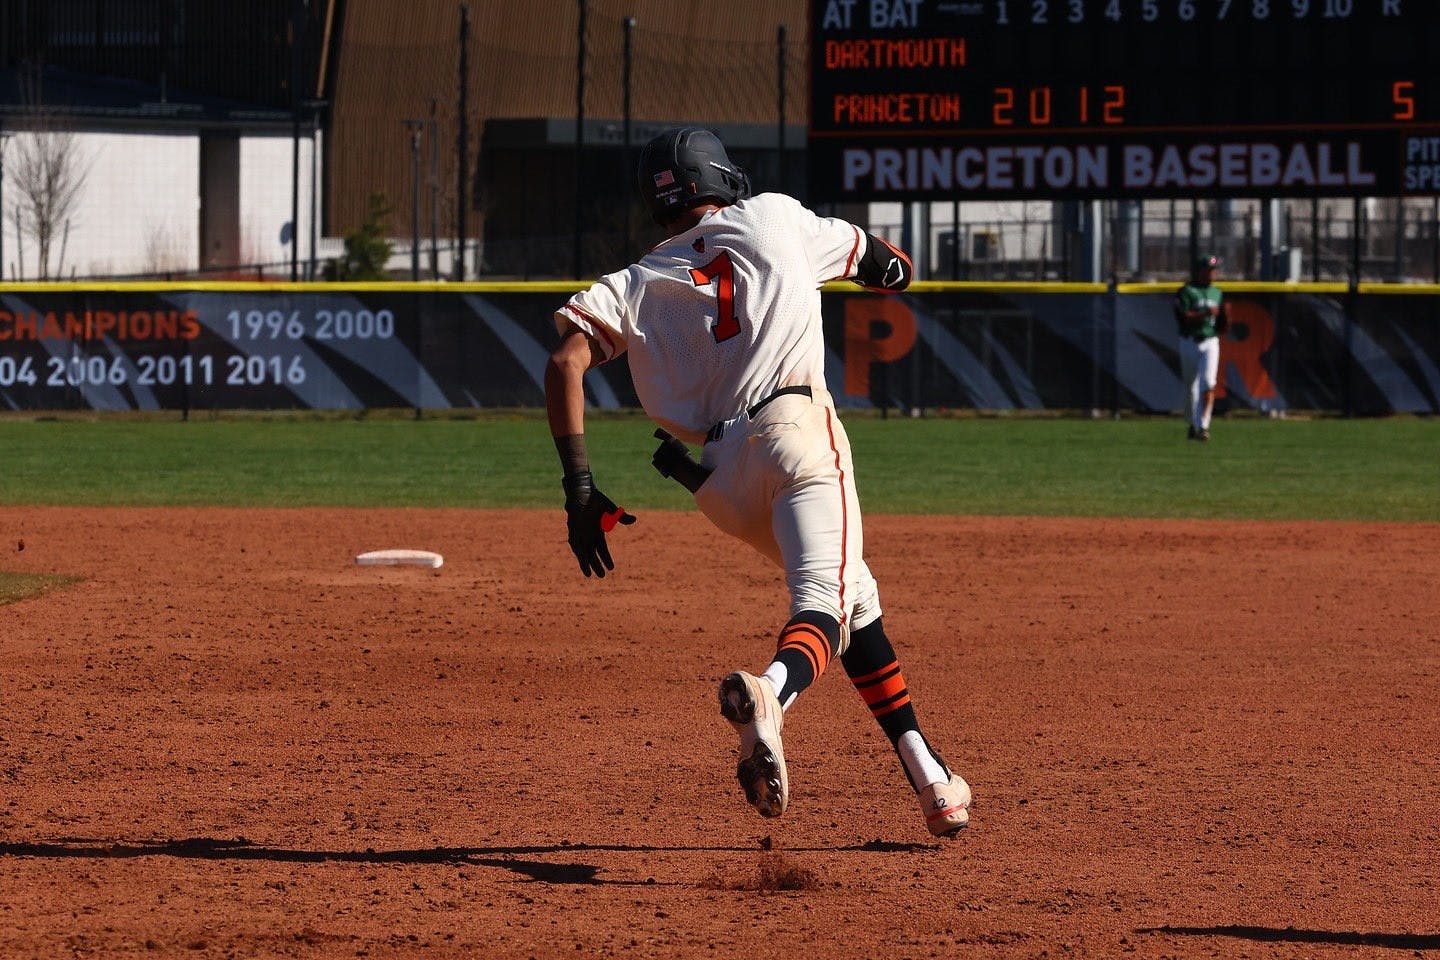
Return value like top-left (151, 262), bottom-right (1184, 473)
top-left (636, 127), bottom-right (751, 226)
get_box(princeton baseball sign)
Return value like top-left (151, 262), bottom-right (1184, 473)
top-left (809, 0), bottom-right (1440, 200)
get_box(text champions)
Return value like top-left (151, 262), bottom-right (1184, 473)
top-left (0, 309), bottom-right (202, 342)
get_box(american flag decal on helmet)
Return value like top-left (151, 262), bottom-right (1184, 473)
top-left (653, 170), bottom-right (675, 187)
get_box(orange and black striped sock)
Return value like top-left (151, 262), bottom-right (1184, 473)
top-left (768, 612), bottom-right (841, 708)
top-left (849, 658), bottom-right (914, 731)
top-left (843, 617), bottom-right (950, 791)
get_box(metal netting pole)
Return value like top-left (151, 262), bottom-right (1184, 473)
top-left (429, 99), bottom-right (440, 279)
top-left (777, 24), bottom-right (787, 192)
top-left (309, 102), bottom-right (321, 279)
top-left (623, 16), bottom-right (634, 261)
top-left (1189, 201), bottom-right (1200, 268)
top-left (455, 3), bottom-right (470, 281)
top-left (0, 129), bottom-right (7, 278)
top-left (573, 0), bottom-right (588, 280)
top-left (1351, 196), bottom-right (1363, 283)
top-left (290, 0), bottom-right (304, 282)
top-left (951, 197), bottom-right (960, 279)
top-left (1394, 202), bottom-right (1406, 282)
top-left (406, 121), bottom-right (422, 280)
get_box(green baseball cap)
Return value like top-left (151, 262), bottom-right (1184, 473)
top-left (1194, 254), bottom-right (1220, 272)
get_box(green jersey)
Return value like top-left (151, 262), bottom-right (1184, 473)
top-left (1176, 282), bottom-right (1223, 340)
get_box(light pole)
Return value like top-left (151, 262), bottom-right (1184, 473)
top-left (404, 120), bottom-right (425, 281)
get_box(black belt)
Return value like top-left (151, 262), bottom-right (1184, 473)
top-left (705, 385), bottom-right (812, 444)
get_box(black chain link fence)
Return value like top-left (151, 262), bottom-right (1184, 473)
top-left (10, 2), bottom-right (1439, 284)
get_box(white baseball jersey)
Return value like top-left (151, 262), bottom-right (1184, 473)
top-left (555, 192), bottom-right (868, 444)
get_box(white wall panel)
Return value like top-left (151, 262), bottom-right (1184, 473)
top-left (3, 131), bottom-right (199, 280)
top-left (239, 134), bottom-right (317, 274)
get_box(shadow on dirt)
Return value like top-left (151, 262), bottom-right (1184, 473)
top-left (1138, 925), bottom-right (1440, 951)
top-left (0, 838), bottom-right (615, 885)
top-left (0, 837), bottom-right (941, 886)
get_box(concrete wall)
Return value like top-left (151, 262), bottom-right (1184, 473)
top-left (239, 133), bottom-right (318, 273)
top-left (2, 130), bottom-right (198, 280)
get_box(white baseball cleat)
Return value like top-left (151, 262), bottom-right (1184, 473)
top-left (718, 671), bottom-right (788, 818)
top-left (919, 773), bottom-right (972, 837)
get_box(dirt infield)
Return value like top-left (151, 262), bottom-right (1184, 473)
top-left (2, 506), bottom-right (1437, 959)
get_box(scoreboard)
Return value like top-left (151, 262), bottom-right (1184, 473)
top-left (808, 0), bottom-right (1440, 200)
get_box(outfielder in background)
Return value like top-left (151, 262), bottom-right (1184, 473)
top-left (1175, 254), bottom-right (1230, 441)
top-left (543, 127), bottom-right (971, 838)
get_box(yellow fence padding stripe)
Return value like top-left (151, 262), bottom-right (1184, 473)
top-left (0, 280), bottom-right (1427, 295)
top-left (1116, 281), bottom-right (1351, 295)
top-left (1357, 283), bottom-right (1440, 295)
top-left (831, 280), bottom-right (1110, 294)
top-left (0, 280), bottom-right (593, 294)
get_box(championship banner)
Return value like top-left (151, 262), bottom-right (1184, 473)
top-left (0, 287), bottom-right (1436, 415)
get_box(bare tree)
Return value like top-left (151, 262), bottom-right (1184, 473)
top-left (5, 66), bottom-right (93, 279)
top-left (9, 121), bottom-right (90, 279)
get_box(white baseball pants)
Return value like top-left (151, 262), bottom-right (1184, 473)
top-left (693, 387), bottom-right (879, 648)
top-left (1179, 335), bottom-right (1220, 429)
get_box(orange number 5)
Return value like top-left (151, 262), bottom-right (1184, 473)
top-left (1394, 81), bottom-right (1416, 121)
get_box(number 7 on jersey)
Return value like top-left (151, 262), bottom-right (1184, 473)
top-left (689, 251), bottom-right (741, 344)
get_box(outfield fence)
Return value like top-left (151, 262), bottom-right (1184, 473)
top-left (0, 282), bottom-right (1436, 416)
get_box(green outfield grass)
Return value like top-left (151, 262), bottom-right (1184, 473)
top-left (0, 413), bottom-right (1435, 520)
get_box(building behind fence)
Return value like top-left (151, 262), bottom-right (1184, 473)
top-left (2, 0), bottom-right (1438, 283)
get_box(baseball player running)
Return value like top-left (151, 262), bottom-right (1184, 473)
top-left (544, 127), bottom-right (970, 838)
top-left (1175, 254), bottom-right (1229, 441)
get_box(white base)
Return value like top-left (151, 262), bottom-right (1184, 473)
top-left (355, 549), bottom-right (444, 569)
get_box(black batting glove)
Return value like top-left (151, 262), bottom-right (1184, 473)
top-left (562, 471), bottom-right (636, 578)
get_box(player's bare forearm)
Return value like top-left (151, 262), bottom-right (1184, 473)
top-left (545, 324), bottom-right (635, 577)
top-left (545, 326), bottom-right (598, 442)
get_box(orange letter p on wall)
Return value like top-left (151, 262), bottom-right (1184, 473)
top-left (844, 297), bottom-right (917, 397)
